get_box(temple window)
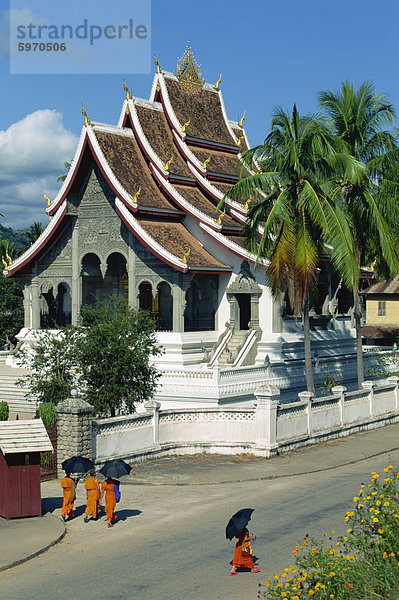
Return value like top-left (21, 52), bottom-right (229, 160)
top-left (184, 276), bottom-right (217, 332)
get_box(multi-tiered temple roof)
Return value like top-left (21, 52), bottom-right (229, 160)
top-left (4, 44), bottom-right (266, 279)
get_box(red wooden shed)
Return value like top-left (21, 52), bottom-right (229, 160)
top-left (0, 419), bottom-right (53, 519)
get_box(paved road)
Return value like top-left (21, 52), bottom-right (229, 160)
top-left (1, 450), bottom-right (398, 600)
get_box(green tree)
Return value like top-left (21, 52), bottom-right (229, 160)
top-left (23, 222), bottom-right (44, 245)
top-left (16, 327), bottom-right (77, 404)
top-left (15, 297), bottom-right (161, 416)
top-left (0, 276), bottom-right (24, 346)
top-left (319, 81), bottom-right (399, 386)
top-left (224, 105), bottom-right (357, 394)
top-left (75, 296), bottom-right (161, 416)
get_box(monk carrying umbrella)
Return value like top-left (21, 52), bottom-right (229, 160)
top-left (83, 470), bottom-right (101, 522)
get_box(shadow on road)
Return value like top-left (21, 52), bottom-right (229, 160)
top-left (115, 509), bottom-right (142, 521)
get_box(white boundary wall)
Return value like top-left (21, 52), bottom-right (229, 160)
top-left (91, 377), bottom-right (399, 463)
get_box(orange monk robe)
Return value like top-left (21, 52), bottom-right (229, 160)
top-left (84, 477), bottom-right (100, 518)
top-left (101, 480), bottom-right (117, 523)
top-left (232, 531), bottom-right (254, 570)
top-left (60, 476), bottom-right (75, 518)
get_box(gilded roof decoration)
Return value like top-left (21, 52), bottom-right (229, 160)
top-left (174, 43), bottom-right (205, 94)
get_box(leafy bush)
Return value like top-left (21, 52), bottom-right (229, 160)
top-left (15, 296), bottom-right (162, 417)
top-left (0, 401), bottom-right (9, 421)
top-left (38, 402), bottom-right (56, 432)
top-left (259, 466), bottom-right (399, 600)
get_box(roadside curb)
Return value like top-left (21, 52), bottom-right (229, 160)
top-left (124, 445), bottom-right (399, 487)
top-left (0, 518), bottom-right (66, 573)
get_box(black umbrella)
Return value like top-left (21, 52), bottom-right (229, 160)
top-left (61, 456), bottom-right (94, 474)
top-left (226, 508), bottom-right (254, 540)
top-left (99, 459), bottom-right (132, 479)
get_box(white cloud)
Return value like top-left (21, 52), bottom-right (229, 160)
top-left (0, 109), bottom-right (77, 229)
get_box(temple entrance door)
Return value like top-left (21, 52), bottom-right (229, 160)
top-left (236, 294), bottom-right (250, 330)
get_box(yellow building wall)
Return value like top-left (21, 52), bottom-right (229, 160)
top-left (366, 298), bottom-right (399, 324)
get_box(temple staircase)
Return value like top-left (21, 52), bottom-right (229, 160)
top-left (0, 357), bottom-right (37, 417)
top-left (207, 328), bottom-right (260, 368)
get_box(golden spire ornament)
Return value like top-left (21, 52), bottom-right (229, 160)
top-left (214, 74), bottom-right (222, 90)
top-left (44, 191), bottom-right (51, 208)
top-left (180, 119), bottom-right (190, 133)
top-left (201, 157), bottom-right (211, 170)
top-left (238, 110), bottom-right (246, 128)
top-left (182, 249), bottom-right (191, 264)
top-left (5, 249), bottom-right (12, 266)
top-left (130, 187), bottom-right (141, 205)
top-left (1, 257), bottom-right (8, 271)
top-left (162, 157), bottom-right (173, 172)
top-left (81, 103), bottom-right (91, 126)
top-left (154, 53), bottom-right (161, 74)
top-left (123, 79), bottom-right (132, 100)
top-left (217, 209), bottom-right (225, 226)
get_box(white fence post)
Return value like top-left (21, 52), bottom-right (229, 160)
top-left (144, 400), bottom-right (161, 447)
top-left (388, 376), bottom-right (399, 411)
top-left (362, 381), bottom-right (375, 418)
top-left (254, 385), bottom-right (280, 454)
top-left (298, 391), bottom-right (314, 436)
top-left (332, 385), bottom-right (347, 426)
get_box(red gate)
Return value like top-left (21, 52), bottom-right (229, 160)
top-left (40, 421), bottom-right (57, 481)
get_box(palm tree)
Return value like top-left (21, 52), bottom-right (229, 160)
top-left (319, 81), bottom-right (399, 387)
top-left (225, 105), bottom-right (357, 394)
top-left (57, 161), bottom-right (72, 182)
top-left (23, 222), bottom-right (45, 245)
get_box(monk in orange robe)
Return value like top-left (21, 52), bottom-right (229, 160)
top-left (83, 470), bottom-right (100, 522)
top-left (60, 472), bottom-right (76, 522)
top-left (101, 477), bottom-right (117, 527)
top-left (230, 527), bottom-right (260, 575)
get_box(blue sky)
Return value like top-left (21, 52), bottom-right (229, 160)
top-left (1, 0), bottom-right (398, 229)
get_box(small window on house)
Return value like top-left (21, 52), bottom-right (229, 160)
top-left (378, 301), bottom-right (386, 316)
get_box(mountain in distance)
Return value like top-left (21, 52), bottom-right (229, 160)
top-left (0, 223), bottom-right (29, 255)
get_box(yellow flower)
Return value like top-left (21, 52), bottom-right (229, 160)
top-left (343, 536), bottom-right (348, 541)
top-left (309, 591), bottom-right (315, 597)
top-left (384, 465), bottom-right (393, 472)
top-left (353, 497), bottom-right (359, 502)
top-left (378, 528), bottom-right (384, 534)
top-left (330, 595), bottom-right (335, 599)
top-left (329, 550), bottom-right (336, 555)
top-left (384, 502), bottom-right (390, 507)
top-left (332, 530), bottom-right (335, 533)
top-left (277, 582), bottom-right (283, 588)
top-left (347, 528), bottom-right (353, 533)
top-left (376, 500), bottom-right (381, 506)
top-left (292, 550), bottom-right (297, 556)
top-left (329, 572), bottom-right (336, 577)
top-left (383, 551), bottom-right (388, 559)
top-left (385, 477), bottom-right (392, 482)
top-left (389, 552), bottom-right (395, 557)
top-left (292, 596), bottom-right (299, 600)
top-left (274, 575), bottom-right (279, 580)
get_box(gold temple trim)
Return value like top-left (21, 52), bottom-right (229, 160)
top-left (123, 79), bottom-right (132, 100)
top-left (201, 157), bottom-right (211, 170)
top-left (174, 43), bottom-right (205, 94)
top-left (180, 119), bottom-right (190, 133)
top-left (130, 187), bottom-right (141, 205)
top-left (215, 73), bottom-right (222, 90)
top-left (162, 157), bottom-right (173, 172)
top-left (81, 103), bottom-right (91, 126)
top-left (217, 209), bottom-right (225, 225)
top-left (181, 249), bottom-right (191, 264)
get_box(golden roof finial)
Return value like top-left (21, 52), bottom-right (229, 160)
top-left (154, 53), bottom-right (161, 74)
top-left (175, 43), bottom-right (205, 94)
top-left (162, 157), bottom-right (173, 172)
top-left (5, 249), bottom-right (12, 266)
top-left (81, 103), bottom-right (91, 126)
top-left (238, 110), bottom-right (246, 128)
top-left (180, 119), bottom-right (190, 133)
top-left (123, 79), bottom-right (132, 100)
top-left (215, 73), bottom-right (222, 90)
top-left (201, 157), bottom-right (211, 170)
top-left (217, 209), bottom-right (225, 226)
top-left (181, 248), bottom-right (191, 264)
top-left (125, 105), bottom-right (130, 115)
top-left (44, 191), bottom-right (50, 208)
top-left (370, 259), bottom-right (377, 272)
top-left (235, 134), bottom-right (245, 147)
top-left (2, 257), bottom-right (8, 271)
top-left (130, 187), bottom-right (141, 205)
top-left (244, 198), bottom-right (252, 211)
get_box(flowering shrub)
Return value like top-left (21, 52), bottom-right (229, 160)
top-left (258, 466), bottom-right (399, 600)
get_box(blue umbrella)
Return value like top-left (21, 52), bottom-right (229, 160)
top-left (62, 456), bottom-right (94, 474)
top-left (226, 508), bottom-right (254, 540)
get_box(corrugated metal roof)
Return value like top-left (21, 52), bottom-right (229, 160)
top-left (0, 419), bottom-right (53, 454)
top-left (363, 275), bottom-right (399, 295)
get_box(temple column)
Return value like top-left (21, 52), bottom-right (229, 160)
top-left (22, 285), bottom-right (31, 328)
top-left (128, 232), bottom-right (137, 309)
top-left (31, 280), bottom-right (40, 329)
top-left (249, 293), bottom-right (261, 329)
top-left (172, 285), bottom-right (184, 331)
top-left (272, 292), bottom-right (283, 333)
top-left (71, 219), bottom-right (81, 325)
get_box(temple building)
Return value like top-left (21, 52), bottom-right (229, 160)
top-left (3, 46), bottom-right (360, 406)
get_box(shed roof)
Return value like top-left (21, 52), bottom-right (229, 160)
top-left (0, 419), bottom-right (53, 454)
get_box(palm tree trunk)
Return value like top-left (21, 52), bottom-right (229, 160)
top-left (353, 284), bottom-right (364, 387)
top-left (303, 297), bottom-right (315, 395)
